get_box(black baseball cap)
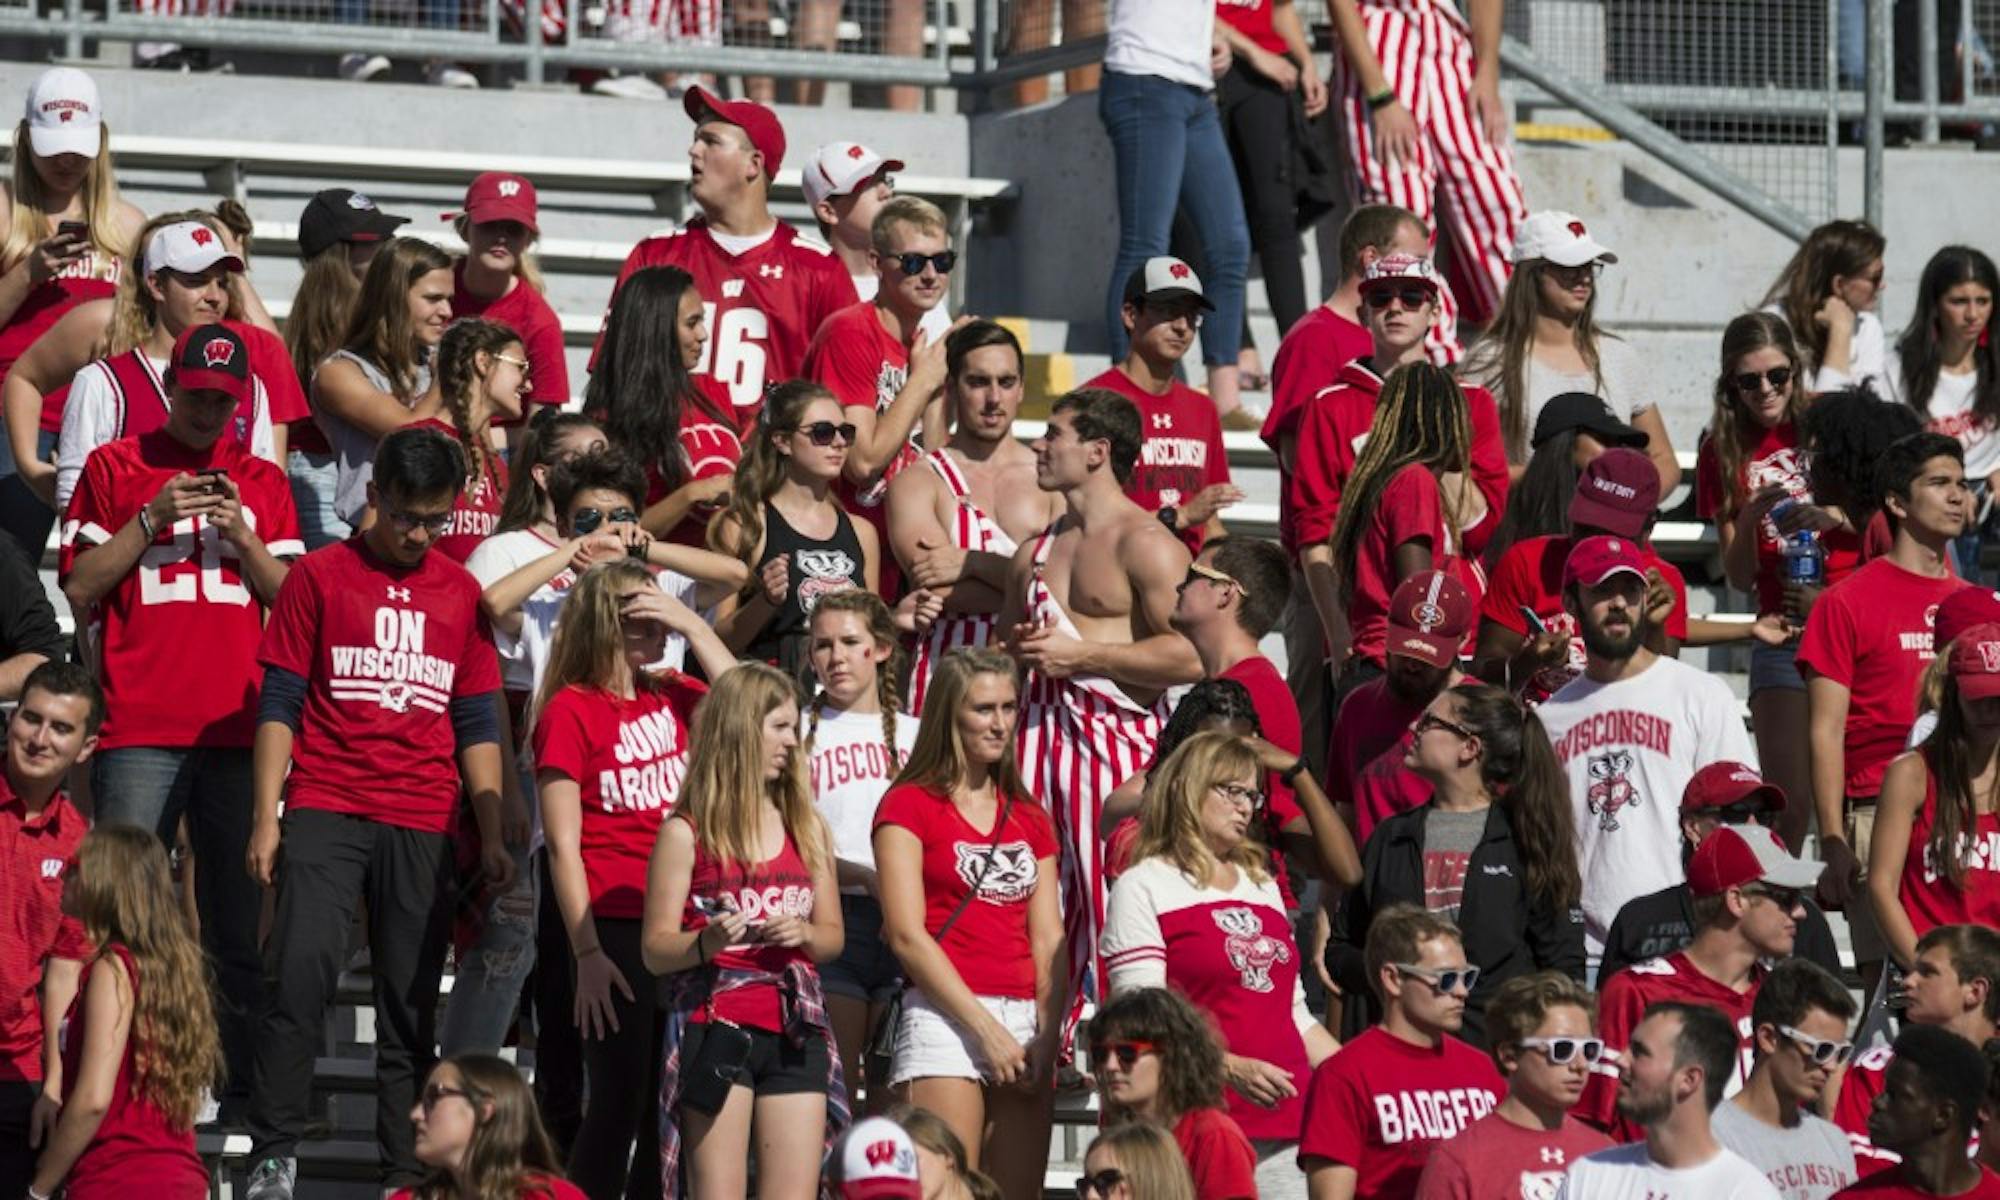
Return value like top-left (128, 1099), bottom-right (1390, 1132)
top-left (1530, 392), bottom-right (1649, 451)
top-left (298, 188), bottom-right (409, 259)
top-left (166, 323), bottom-right (251, 402)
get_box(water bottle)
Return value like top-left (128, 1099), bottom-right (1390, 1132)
top-left (1774, 499), bottom-right (1825, 587)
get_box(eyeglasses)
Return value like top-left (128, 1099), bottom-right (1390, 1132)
top-left (890, 249), bottom-right (957, 276)
top-left (1518, 1036), bottom-right (1605, 1065)
top-left (1181, 561), bottom-right (1248, 597)
top-left (1086, 1040), bottom-right (1158, 1071)
top-left (1209, 782), bottom-right (1266, 812)
top-left (1777, 1024), bottom-right (1855, 1066)
top-left (790, 421), bottom-right (858, 447)
top-left (1413, 711), bottom-right (1478, 742)
top-left (1078, 1169), bottom-right (1126, 1198)
top-left (1363, 286), bottom-right (1435, 310)
top-left (420, 1082), bottom-right (471, 1112)
top-left (1741, 883), bottom-right (1806, 913)
top-left (385, 507), bottom-right (454, 536)
top-left (1732, 366), bottom-right (1794, 394)
top-left (570, 506), bottom-right (638, 536)
top-left (1395, 963), bottom-right (1480, 994)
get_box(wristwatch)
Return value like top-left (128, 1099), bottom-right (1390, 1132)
top-left (1157, 506), bottom-right (1180, 532)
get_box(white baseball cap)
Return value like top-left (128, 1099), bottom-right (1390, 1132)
top-left (834, 1117), bottom-right (922, 1200)
top-left (803, 141), bottom-right (904, 209)
top-left (25, 67), bottom-right (101, 159)
top-left (1512, 210), bottom-right (1619, 267)
top-left (1123, 255), bottom-right (1214, 311)
top-left (144, 221), bottom-right (245, 277)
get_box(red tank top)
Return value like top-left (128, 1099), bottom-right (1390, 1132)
top-left (1899, 765), bottom-right (2000, 936)
top-left (58, 944), bottom-right (206, 1199)
top-left (681, 820), bottom-right (817, 1031)
top-left (406, 417), bottom-right (507, 563)
top-left (0, 248), bottom-right (121, 433)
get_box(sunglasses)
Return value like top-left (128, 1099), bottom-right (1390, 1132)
top-left (1732, 366), bottom-right (1794, 394)
top-left (891, 249), bottom-right (957, 276)
top-left (1141, 300), bottom-right (1206, 329)
top-left (1518, 1036), bottom-right (1606, 1065)
top-left (1395, 962), bottom-right (1480, 994)
top-left (1363, 286), bottom-right (1434, 310)
top-left (1078, 1169), bottom-right (1125, 1198)
top-left (385, 507), bottom-right (454, 536)
top-left (1181, 562), bottom-right (1248, 597)
top-left (494, 352), bottom-right (530, 371)
top-left (1742, 883), bottom-right (1806, 912)
top-left (790, 421), bottom-right (857, 447)
top-left (1087, 1039), bottom-right (1158, 1071)
top-left (1413, 711), bottom-right (1477, 741)
top-left (1545, 260), bottom-right (1605, 283)
top-left (570, 506), bottom-right (638, 536)
top-left (1777, 1024), bottom-right (1855, 1066)
top-left (420, 1082), bottom-right (471, 1112)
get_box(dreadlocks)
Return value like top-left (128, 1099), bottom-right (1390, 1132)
top-left (1327, 363), bottom-right (1474, 606)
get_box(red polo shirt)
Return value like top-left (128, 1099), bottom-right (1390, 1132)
top-left (0, 778), bottom-right (89, 1082)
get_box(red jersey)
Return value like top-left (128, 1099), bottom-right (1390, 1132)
top-left (406, 418), bottom-right (506, 563)
top-left (1898, 764), bottom-right (2000, 936)
top-left (1332, 677), bottom-right (1429, 844)
top-left (872, 783), bottom-right (1059, 999)
top-left (1832, 1167), bottom-right (2000, 1200)
top-left (805, 299), bottom-right (921, 595)
top-left (452, 265), bottom-right (570, 414)
top-left (1695, 423), bottom-right (1864, 616)
top-left (257, 537), bottom-right (501, 833)
top-left (1289, 360), bottom-right (1509, 556)
top-left (533, 674), bottom-right (706, 919)
top-left (0, 785), bottom-right (89, 1083)
top-left (1347, 464), bottom-right (1487, 667)
top-left (682, 824), bottom-right (817, 1031)
top-left (1217, 655), bottom-right (1306, 902)
top-left (1176, 1106), bottom-right (1259, 1200)
top-left (1085, 366), bottom-right (1231, 554)
top-left (1215, 0), bottom-right (1284, 54)
top-left (1796, 558), bottom-right (1966, 798)
top-left (59, 945), bottom-right (206, 1199)
top-left (1579, 952), bottom-right (1760, 1134)
top-left (1413, 1111), bottom-right (1612, 1200)
top-left (1298, 1026), bottom-right (1504, 1200)
top-left (596, 218), bottom-right (859, 420)
top-left (1834, 1044), bottom-right (1899, 1176)
top-left (1479, 534), bottom-right (1689, 703)
top-left (3, 249), bottom-right (120, 433)
top-left (59, 433), bottom-right (303, 750)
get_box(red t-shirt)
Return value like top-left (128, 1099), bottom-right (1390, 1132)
top-left (1330, 677), bottom-right (1429, 844)
top-left (241, 321), bottom-right (312, 428)
top-left (636, 376), bottom-right (745, 546)
top-left (682, 824), bottom-right (817, 1031)
top-left (1579, 952), bottom-right (1759, 1135)
top-left (1085, 366), bottom-right (1232, 555)
top-left (1176, 1106), bottom-right (1259, 1200)
top-left (1218, 655), bottom-right (1306, 902)
top-left (257, 537), bottom-right (501, 833)
top-left (1796, 557), bottom-right (1967, 798)
top-left (1898, 764), bottom-right (2000, 937)
top-left (1346, 464), bottom-right (1487, 668)
top-left (1478, 534), bottom-right (1689, 704)
top-left (806, 299), bottom-right (920, 595)
top-left (1266, 315), bottom-right (1371, 558)
top-left (595, 218), bottom-right (860, 421)
top-left (1289, 361), bottom-right (1509, 558)
top-left (452, 264), bottom-right (570, 414)
top-left (1215, 0), bottom-right (1284, 54)
top-left (0, 248), bottom-right (120, 432)
top-left (1832, 1167), bottom-right (2000, 1200)
top-left (872, 783), bottom-right (1059, 999)
top-left (0, 786), bottom-right (89, 1083)
top-left (405, 418), bottom-right (507, 564)
top-left (1298, 1026), bottom-right (1504, 1199)
top-left (1833, 1045), bottom-right (1898, 1176)
top-left (1695, 422), bottom-right (1864, 616)
top-left (59, 433), bottom-right (303, 750)
top-left (533, 675), bottom-right (706, 919)
top-left (390, 1176), bottom-right (586, 1200)
top-left (1413, 1111), bottom-right (1612, 1200)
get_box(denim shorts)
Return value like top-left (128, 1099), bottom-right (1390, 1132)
top-left (1749, 641), bottom-right (1805, 695)
top-left (820, 893), bottom-right (903, 1003)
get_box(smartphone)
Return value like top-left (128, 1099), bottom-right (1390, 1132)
top-left (690, 895), bottom-right (730, 918)
top-left (196, 468), bottom-right (229, 496)
top-left (1519, 606), bottom-right (1548, 634)
top-left (56, 220), bottom-right (87, 242)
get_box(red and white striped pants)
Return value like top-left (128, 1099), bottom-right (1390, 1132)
top-left (1334, 0), bottom-right (1527, 327)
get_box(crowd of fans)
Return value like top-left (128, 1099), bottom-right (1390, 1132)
top-left (0, 0), bottom-right (1998, 1195)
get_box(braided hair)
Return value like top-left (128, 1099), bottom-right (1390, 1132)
top-left (1147, 678), bottom-right (1262, 773)
top-left (803, 590), bottom-right (909, 774)
top-left (433, 317), bottom-right (519, 494)
top-left (1327, 362), bottom-right (1473, 607)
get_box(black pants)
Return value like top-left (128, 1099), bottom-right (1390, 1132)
top-left (531, 851), bottom-right (582, 1155)
top-left (569, 918), bottom-right (664, 1200)
top-left (0, 1079), bottom-right (37, 1197)
top-left (1220, 63), bottom-right (1308, 336)
top-left (247, 807), bottom-right (453, 1185)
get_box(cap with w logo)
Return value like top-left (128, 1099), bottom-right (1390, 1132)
top-left (1949, 621), bottom-right (2000, 699)
top-left (1123, 255), bottom-right (1214, 311)
top-left (444, 171), bottom-right (538, 233)
top-left (166, 323), bottom-right (251, 402)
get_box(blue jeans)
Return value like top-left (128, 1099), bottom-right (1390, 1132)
top-left (1099, 69), bottom-right (1250, 368)
top-left (0, 428), bottom-right (55, 569)
top-left (438, 839), bottom-right (536, 1056)
top-left (287, 449), bottom-right (351, 550)
top-left (92, 745), bottom-right (262, 1110)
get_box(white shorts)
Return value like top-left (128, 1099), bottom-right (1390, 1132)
top-left (889, 989), bottom-right (1039, 1086)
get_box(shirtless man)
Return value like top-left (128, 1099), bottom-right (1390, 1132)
top-left (887, 320), bottom-right (1064, 715)
top-left (1002, 386), bottom-right (1202, 1024)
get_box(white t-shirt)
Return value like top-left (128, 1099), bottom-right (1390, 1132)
top-left (1536, 656), bottom-right (1758, 964)
top-left (1104, 0), bottom-right (1214, 90)
top-left (807, 703), bottom-right (919, 889)
top-left (55, 353), bottom-right (276, 511)
top-left (1557, 1142), bottom-right (1782, 1200)
top-left (1760, 303), bottom-right (1889, 397)
top-left (849, 274), bottom-right (953, 343)
top-left (1879, 349), bottom-right (1998, 478)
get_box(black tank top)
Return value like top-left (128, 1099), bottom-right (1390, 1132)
top-left (746, 500), bottom-right (867, 670)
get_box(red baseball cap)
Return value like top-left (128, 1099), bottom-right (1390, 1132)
top-left (1937, 588), bottom-right (2000, 650)
top-left (1686, 823), bottom-right (1820, 897)
top-left (165, 323), bottom-right (252, 403)
top-left (1948, 621), bottom-right (2000, 700)
top-left (684, 85), bottom-right (786, 178)
top-left (1681, 761), bottom-right (1784, 815)
top-left (1561, 534), bottom-right (1649, 591)
top-left (445, 171), bottom-right (538, 233)
top-left (1384, 570), bottom-right (1474, 669)
top-left (1569, 448), bottom-right (1661, 540)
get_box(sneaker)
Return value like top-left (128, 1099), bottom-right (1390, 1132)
top-left (339, 52), bottom-right (390, 81)
top-left (591, 72), bottom-right (668, 100)
top-left (426, 61), bottom-right (480, 89)
top-left (246, 1156), bottom-right (296, 1200)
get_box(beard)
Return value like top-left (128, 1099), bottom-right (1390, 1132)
top-left (1580, 606), bottom-right (1649, 661)
top-left (1615, 1082), bottom-right (1673, 1128)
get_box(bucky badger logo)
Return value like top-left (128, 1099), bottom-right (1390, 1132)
top-left (378, 681), bottom-right (416, 714)
top-left (1212, 905), bottom-right (1289, 993)
top-left (954, 840), bottom-right (1038, 904)
top-left (1586, 749), bottom-right (1639, 831)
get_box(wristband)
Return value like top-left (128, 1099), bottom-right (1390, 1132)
top-left (1366, 86), bottom-right (1397, 110)
top-left (136, 507), bottom-right (156, 543)
top-left (1279, 759), bottom-right (1309, 788)
top-left (1157, 506), bottom-right (1180, 532)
